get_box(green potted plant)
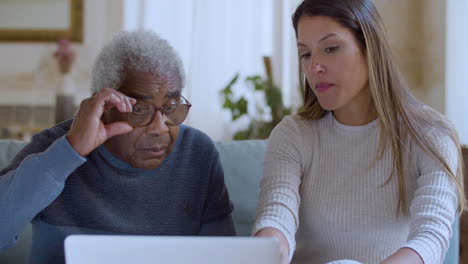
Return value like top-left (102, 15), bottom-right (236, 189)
top-left (220, 57), bottom-right (293, 140)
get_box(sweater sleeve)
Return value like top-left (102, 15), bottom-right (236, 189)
top-left (402, 129), bottom-right (460, 264)
top-left (253, 116), bottom-right (304, 260)
top-left (0, 136), bottom-right (86, 252)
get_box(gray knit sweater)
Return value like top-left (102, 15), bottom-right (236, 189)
top-left (254, 113), bottom-right (458, 264)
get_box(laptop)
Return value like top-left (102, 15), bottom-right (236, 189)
top-left (64, 235), bottom-right (280, 264)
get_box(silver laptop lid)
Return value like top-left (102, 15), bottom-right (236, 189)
top-left (64, 235), bottom-right (280, 264)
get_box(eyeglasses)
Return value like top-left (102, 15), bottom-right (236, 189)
top-left (127, 96), bottom-right (192, 127)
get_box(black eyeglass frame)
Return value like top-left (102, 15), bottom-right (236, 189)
top-left (126, 96), bottom-right (192, 127)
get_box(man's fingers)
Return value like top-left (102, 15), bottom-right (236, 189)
top-left (124, 96), bottom-right (134, 112)
top-left (98, 88), bottom-right (136, 113)
top-left (105, 121), bottom-right (134, 138)
top-left (67, 89), bottom-right (136, 157)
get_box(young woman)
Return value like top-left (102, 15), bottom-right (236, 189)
top-left (253, 1), bottom-right (466, 264)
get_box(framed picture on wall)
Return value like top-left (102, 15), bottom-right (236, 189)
top-left (0, 0), bottom-right (83, 42)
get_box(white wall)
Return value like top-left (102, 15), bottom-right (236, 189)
top-left (446, 0), bottom-right (468, 145)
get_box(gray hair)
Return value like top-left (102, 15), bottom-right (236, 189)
top-left (91, 30), bottom-right (185, 93)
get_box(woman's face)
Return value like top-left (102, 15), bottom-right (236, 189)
top-left (297, 15), bottom-right (370, 112)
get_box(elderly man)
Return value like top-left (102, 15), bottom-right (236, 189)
top-left (0, 30), bottom-right (235, 264)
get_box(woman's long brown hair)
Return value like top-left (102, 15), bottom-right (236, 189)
top-left (292, 0), bottom-right (466, 215)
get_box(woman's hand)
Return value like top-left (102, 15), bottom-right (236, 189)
top-left (255, 227), bottom-right (290, 264)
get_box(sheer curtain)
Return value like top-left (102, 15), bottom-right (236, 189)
top-left (446, 0), bottom-right (468, 145)
top-left (123, 0), bottom-right (301, 140)
top-left (272, 0), bottom-right (302, 112)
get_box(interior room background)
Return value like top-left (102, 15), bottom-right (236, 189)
top-left (0, 0), bottom-right (466, 145)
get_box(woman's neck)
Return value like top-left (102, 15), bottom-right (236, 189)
top-left (333, 90), bottom-right (377, 126)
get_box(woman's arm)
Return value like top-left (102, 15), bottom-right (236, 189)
top-left (252, 116), bottom-right (306, 263)
top-left (380, 247), bottom-right (423, 264)
top-left (398, 128), bottom-right (460, 264)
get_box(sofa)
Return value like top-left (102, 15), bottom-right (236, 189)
top-left (0, 139), bottom-right (460, 263)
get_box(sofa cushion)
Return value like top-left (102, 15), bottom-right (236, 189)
top-left (215, 140), bottom-right (267, 236)
top-left (0, 139), bottom-right (460, 264)
top-left (0, 139), bottom-right (28, 171)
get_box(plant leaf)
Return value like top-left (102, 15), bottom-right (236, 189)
top-left (221, 73), bottom-right (239, 95)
